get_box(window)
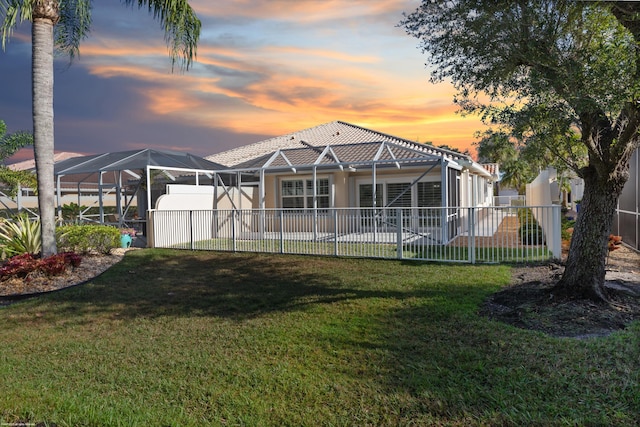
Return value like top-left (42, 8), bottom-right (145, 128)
top-left (281, 178), bottom-right (330, 210)
top-left (386, 183), bottom-right (413, 208)
top-left (359, 184), bottom-right (383, 208)
top-left (385, 182), bottom-right (413, 227)
top-left (417, 181), bottom-right (442, 226)
top-left (417, 182), bottom-right (441, 207)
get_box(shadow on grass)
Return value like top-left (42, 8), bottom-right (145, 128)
top-left (4, 250), bottom-right (635, 425)
top-left (26, 249), bottom-right (476, 322)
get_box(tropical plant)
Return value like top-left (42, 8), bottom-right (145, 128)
top-left (60, 202), bottom-right (86, 222)
top-left (401, 1), bottom-right (640, 302)
top-left (0, 119), bottom-right (33, 163)
top-left (475, 131), bottom-right (534, 194)
top-left (0, 214), bottom-right (41, 258)
top-left (0, 119), bottom-right (36, 197)
top-left (0, 251), bottom-right (81, 280)
top-left (0, 1), bottom-right (201, 257)
top-left (475, 128), bottom-right (587, 196)
top-left (0, 166), bottom-right (37, 197)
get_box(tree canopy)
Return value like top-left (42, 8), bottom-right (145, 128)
top-left (402, 1), bottom-right (640, 301)
top-left (0, 119), bottom-right (37, 196)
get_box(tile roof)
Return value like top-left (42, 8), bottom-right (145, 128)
top-left (481, 163), bottom-right (500, 176)
top-left (8, 152), bottom-right (85, 171)
top-left (206, 121), bottom-right (470, 168)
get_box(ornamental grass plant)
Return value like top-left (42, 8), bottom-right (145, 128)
top-left (0, 214), bottom-right (41, 258)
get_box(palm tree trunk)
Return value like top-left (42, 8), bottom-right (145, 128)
top-left (32, 16), bottom-right (57, 256)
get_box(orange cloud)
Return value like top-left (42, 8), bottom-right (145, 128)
top-left (67, 0), bottom-right (482, 158)
top-left (192, 0), bottom-right (408, 24)
top-left (262, 46), bottom-right (379, 64)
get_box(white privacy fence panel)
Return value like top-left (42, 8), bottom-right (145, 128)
top-left (149, 206), bottom-right (561, 263)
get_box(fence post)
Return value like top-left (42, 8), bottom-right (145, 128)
top-left (551, 205), bottom-right (562, 260)
top-left (469, 207), bottom-right (475, 264)
top-left (397, 208), bottom-right (403, 259)
top-left (189, 210), bottom-right (194, 250)
top-left (334, 208), bottom-right (339, 256)
top-left (279, 209), bottom-right (285, 254)
top-left (232, 210), bottom-right (237, 252)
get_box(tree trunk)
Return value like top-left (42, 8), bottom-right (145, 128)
top-left (32, 15), bottom-right (57, 257)
top-left (553, 165), bottom-right (626, 302)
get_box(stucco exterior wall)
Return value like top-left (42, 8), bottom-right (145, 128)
top-left (155, 185), bottom-right (257, 211)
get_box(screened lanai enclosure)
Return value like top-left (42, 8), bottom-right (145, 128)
top-left (50, 149), bottom-right (227, 235)
top-left (613, 148), bottom-right (639, 251)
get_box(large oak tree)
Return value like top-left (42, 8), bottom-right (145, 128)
top-left (1, 0), bottom-right (200, 256)
top-left (402, 1), bottom-right (640, 302)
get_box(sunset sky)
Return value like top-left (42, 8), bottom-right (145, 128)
top-left (0, 0), bottom-right (486, 163)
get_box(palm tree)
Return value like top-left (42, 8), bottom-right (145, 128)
top-left (1, 0), bottom-right (200, 256)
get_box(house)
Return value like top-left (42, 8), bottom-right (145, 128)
top-left (149, 121), bottom-right (500, 246)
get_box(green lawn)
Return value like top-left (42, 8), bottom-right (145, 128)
top-left (0, 250), bottom-right (638, 426)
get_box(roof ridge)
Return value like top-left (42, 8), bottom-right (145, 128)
top-left (334, 120), bottom-right (470, 161)
top-left (206, 120), bottom-right (473, 167)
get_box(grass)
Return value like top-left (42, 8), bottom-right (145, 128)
top-left (0, 249), bottom-right (638, 426)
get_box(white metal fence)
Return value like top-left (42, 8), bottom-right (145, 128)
top-left (149, 206), bottom-right (562, 263)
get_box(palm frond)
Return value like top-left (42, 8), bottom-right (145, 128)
top-left (123, 0), bottom-right (201, 70)
top-left (0, 0), bottom-right (28, 50)
top-left (0, 129), bottom-right (33, 160)
top-left (56, 0), bottom-right (92, 58)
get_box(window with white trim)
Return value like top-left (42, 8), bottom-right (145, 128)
top-left (281, 178), bottom-right (330, 210)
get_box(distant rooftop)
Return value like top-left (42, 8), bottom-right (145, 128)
top-left (8, 152), bottom-right (85, 171)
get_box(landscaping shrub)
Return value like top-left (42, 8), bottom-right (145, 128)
top-left (517, 208), bottom-right (545, 245)
top-left (0, 214), bottom-right (41, 258)
top-left (56, 224), bottom-right (120, 254)
top-left (0, 253), bottom-right (39, 278)
top-left (561, 216), bottom-right (576, 241)
top-left (40, 252), bottom-right (82, 275)
top-left (0, 252), bottom-right (82, 282)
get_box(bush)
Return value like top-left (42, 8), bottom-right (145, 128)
top-left (0, 253), bottom-right (39, 278)
top-left (519, 224), bottom-right (545, 245)
top-left (40, 252), bottom-right (82, 275)
top-left (517, 208), bottom-right (546, 245)
top-left (57, 224), bottom-right (120, 254)
top-left (561, 217), bottom-right (576, 241)
top-left (0, 252), bottom-right (82, 281)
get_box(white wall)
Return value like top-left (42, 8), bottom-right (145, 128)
top-left (526, 170), bottom-right (552, 206)
top-left (155, 185), bottom-right (256, 211)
